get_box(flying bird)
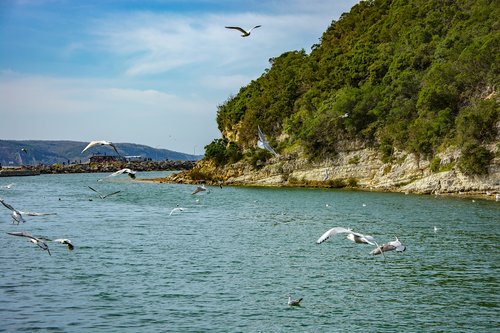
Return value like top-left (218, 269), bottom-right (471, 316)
top-left (98, 168), bottom-right (137, 181)
top-left (48, 238), bottom-right (74, 251)
top-left (21, 148), bottom-right (28, 153)
top-left (169, 204), bottom-right (185, 216)
top-left (7, 231), bottom-right (51, 256)
top-left (87, 186), bottom-right (121, 199)
top-left (225, 25), bottom-right (261, 37)
top-left (0, 183), bottom-right (15, 189)
top-left (370, 237), bottom-right (406, 255)
top-left (316, 226), bottom-right (385, 258)
top-left (192, 185), bottom-right (207, 195)
top-left (81, 140), bottom-right (120, 155)
top-left (1, 198), bottom-right (26, 224)
top-left (257, 126), bottom-right (279, 157)
top-left (288, 295), bottom-right (303, 306)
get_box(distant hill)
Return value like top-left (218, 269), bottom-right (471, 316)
top-left (0, 140), bottom-right (202, 166)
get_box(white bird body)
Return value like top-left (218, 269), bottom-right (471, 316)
top-left (1, 199), bottom-right (27, 224)
top-left (317, 226), bottom-right (386, 258)
top-left (316, 227), bottom-right (353, 244)
top-left (370, 237), bottom-right (406, 255)
top-left (288, 295), bottom-right (303, 306)
top-left (257, 126), bottom-right (279, 157)
top-left (225, 25), bottom-right (261, 37)
top-left (52, 238), bottom-right (74, 251)
top-left (192, 185), bottom-right (207, 195)
top-left (169, 205), bottom-right (185, 216)
top-left (81, 140), bottom-right (120, 155)
top-left (1, 183), bottom-right (15, 189)
top-left (98, 168), bottom-right (136, 181)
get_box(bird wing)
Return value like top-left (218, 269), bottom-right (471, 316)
top-left (249, 25), bottom-right (261, 32)
top-left (53, 239), bottom-right (74, 250)
top-left (18, 211), bottom-right (57, 216)
top-left (0, 199), bottom-right (16, 211)
top-left (7, 231), bottom-right (33, 238)
top-left (316, 227), bottom-right (353, 244)
top-left (88, 186), bottom-right (102, 196)
top-left (81, 141), bottom-right (100, 153)
top-left (102, 190), bottom-right (121, 199)
top-left (225, 26), bottom-right (248, 34)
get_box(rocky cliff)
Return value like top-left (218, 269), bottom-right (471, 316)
top-left (165, 143), bottom-right (499, 200)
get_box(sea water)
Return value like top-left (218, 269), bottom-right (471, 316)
top-left (0, 172), bottom-right (498, 332)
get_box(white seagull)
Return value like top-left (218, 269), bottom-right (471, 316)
top-left (81, 140), bottom-right (120, 155)
top-left (169, 204), bottom-right (185, 216)
top-left (1, 183), bottom-right (15, 189)
top-left (192, 185), bottom-right (207, 195)
top-left (98, 168), bottom-right (137, 181)
top-left (88, 186), bottom-right (121, 199)
top-left (0, 199), bottom-right (55, 224)
top-left (7, 231), bottom-right (51, 256)
top-left (370, 237), bottom-right (406, 255)
top-left (225, 25), bottom-right (261, 37)
top-left (41, 237), bottom-right (74, 251)
top-left (287, 295), bottom-right (303, 306)
top-left (316, 226), bottom-right (385, 258)
top-left (257, 126), bottom-right (279, 157)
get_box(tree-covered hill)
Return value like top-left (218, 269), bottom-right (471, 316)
top-left (207, 0), bottom-right (499, 175)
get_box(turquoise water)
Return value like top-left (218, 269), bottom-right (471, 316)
top-left (0, 172), bottom-right (498, 332)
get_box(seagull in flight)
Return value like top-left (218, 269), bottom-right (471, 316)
top-left (287, 295), bottom-right (303, 306)
top-left (192, 185), bottom-right (207, 195)
top-left (98, 168), bottom-right (137, 181)
top-left (225, 25), bottom-right (261, 37)
top-left (7, 231), bottom-right (51, 256)
top-left (38, 237), bottom-right (74, 251)
top-left (0, 198), bottom-right (55, 224)
top-left (257, 126), bottom-right (279, 157)
top-left (169, 204), bottom-right (185, 216)
top-left (81, 140), bottom-right (120, 156)
top-left (88, 186), bottom-right (121, 199)
top-left (0, 183), bottom-right (15, 189)
top-left (316, 226), bottom-right (385, 258)
top-left (370, 237), bottom-right (406, 255)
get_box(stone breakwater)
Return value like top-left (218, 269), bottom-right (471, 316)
top-left (162, 146), bottom-right (500, 200)
top-left (8, 160), bottom-right (196, 175)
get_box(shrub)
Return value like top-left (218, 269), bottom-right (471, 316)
top-left (458, 143), bottom-right (493, 175)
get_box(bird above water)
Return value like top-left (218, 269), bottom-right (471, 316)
top-left (225, 25), bottom-right (261, 37)
top-left (257, 125), bottom-right (279, 157)
top-left (98, 168), bottom-right (136, 181)
top-left (7, 231), bottom-right (52, 256)
top-left (88, 186), bottom-right (121, 199)
top-left (192, 185), bottom-right (207, 195)
top-left (370, 237), bottom-right (406, 255)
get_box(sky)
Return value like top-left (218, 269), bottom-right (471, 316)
top-left (0, 0), bottom-right (359, 155)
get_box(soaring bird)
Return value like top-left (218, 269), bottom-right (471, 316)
top-left (7, 231), bottom-right (51, 256)
top-left (225, 25), bottom-right (261, 37)
top-left (81, 140), bottom-right (120, 155)
top-left (0, 198), bottom-right (25, 224)
top-left (98, 168), bottom-right (136, 181)
top-left (169, 204), bottom-right (185, 216)
top-left (257, 126), bottom-right (279, 157)
top-left (370, 237), bottom-right (406, 255)
top-left (288, 295), bottom-right (303, 306)
top-left (51, 238), bottom-right (74, 251)
top-left (87, 186), bottom-right (121, 199)
top-left (192, 185), bottom-right (207, 195)
top-left (316, 226), bottom-right (385, 258)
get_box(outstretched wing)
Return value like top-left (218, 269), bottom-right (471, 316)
top-left (316, 227), bottom-right (352, 244)
top-left (0, 199), bottom-right (16, 212)
top-left (257, 126), bottom-right (279, 156)
top-left (225, 26), bottom-right (248, 34)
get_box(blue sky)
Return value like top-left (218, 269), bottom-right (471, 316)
top-left (0, 0), bottom-right (359, 155)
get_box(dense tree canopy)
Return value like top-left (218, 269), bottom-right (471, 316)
top-left (207, 0), bottom-right (499, 173)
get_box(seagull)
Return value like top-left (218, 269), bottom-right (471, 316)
top-left (288, 295), bottom-right (303, 306)
top-left (21, 148), bottom-right (28, 153)
top-left (81, 140), bottom-right (120, 155)
top-left (98, 168), bottom-right (136, 181)
top-left (169, 204), bottom-right (185, 216)
top-left (323, 169), bottom-right (329, 181)
top-left (257, 126), bottom-right (279, 157)
top-left (434, 226), bottom-right (440, 233)
top-left (7, 231), bottom-right (51, 256)
top-left (0, 183), bottom-right (15, 189)
top-left (87, 186), bottom-right (121, 199)
top-left (225, 25), bottom-right (261, 37)
top-left (340, 113), bottom-right (349, 118)
top-left (192, 185), bottom-right (207, 195)
top-left (46, 238), bottom-right (74, 251)
top-left (316, 226), bottom-right (385, 258)
top-left (1, 198), bottom-right (26, 224)
top-left (370, 237), bottom-right (406, 255)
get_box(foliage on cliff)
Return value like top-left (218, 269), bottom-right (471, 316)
top-left (207, 0), bottom-right (499, 174)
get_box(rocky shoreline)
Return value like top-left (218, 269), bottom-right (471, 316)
top-left (156, 146), bottom-right (500, 201)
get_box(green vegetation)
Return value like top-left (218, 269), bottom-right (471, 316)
top-left (210, 0), bottom-right (499, 175)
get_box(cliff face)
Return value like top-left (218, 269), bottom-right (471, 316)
top-left (167, 143), bottom-right (500, 199)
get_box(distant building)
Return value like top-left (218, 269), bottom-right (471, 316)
top-left (124, 155), bottom-right (148, 162)
top-left (89, 155), bottom-right (124, 163)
